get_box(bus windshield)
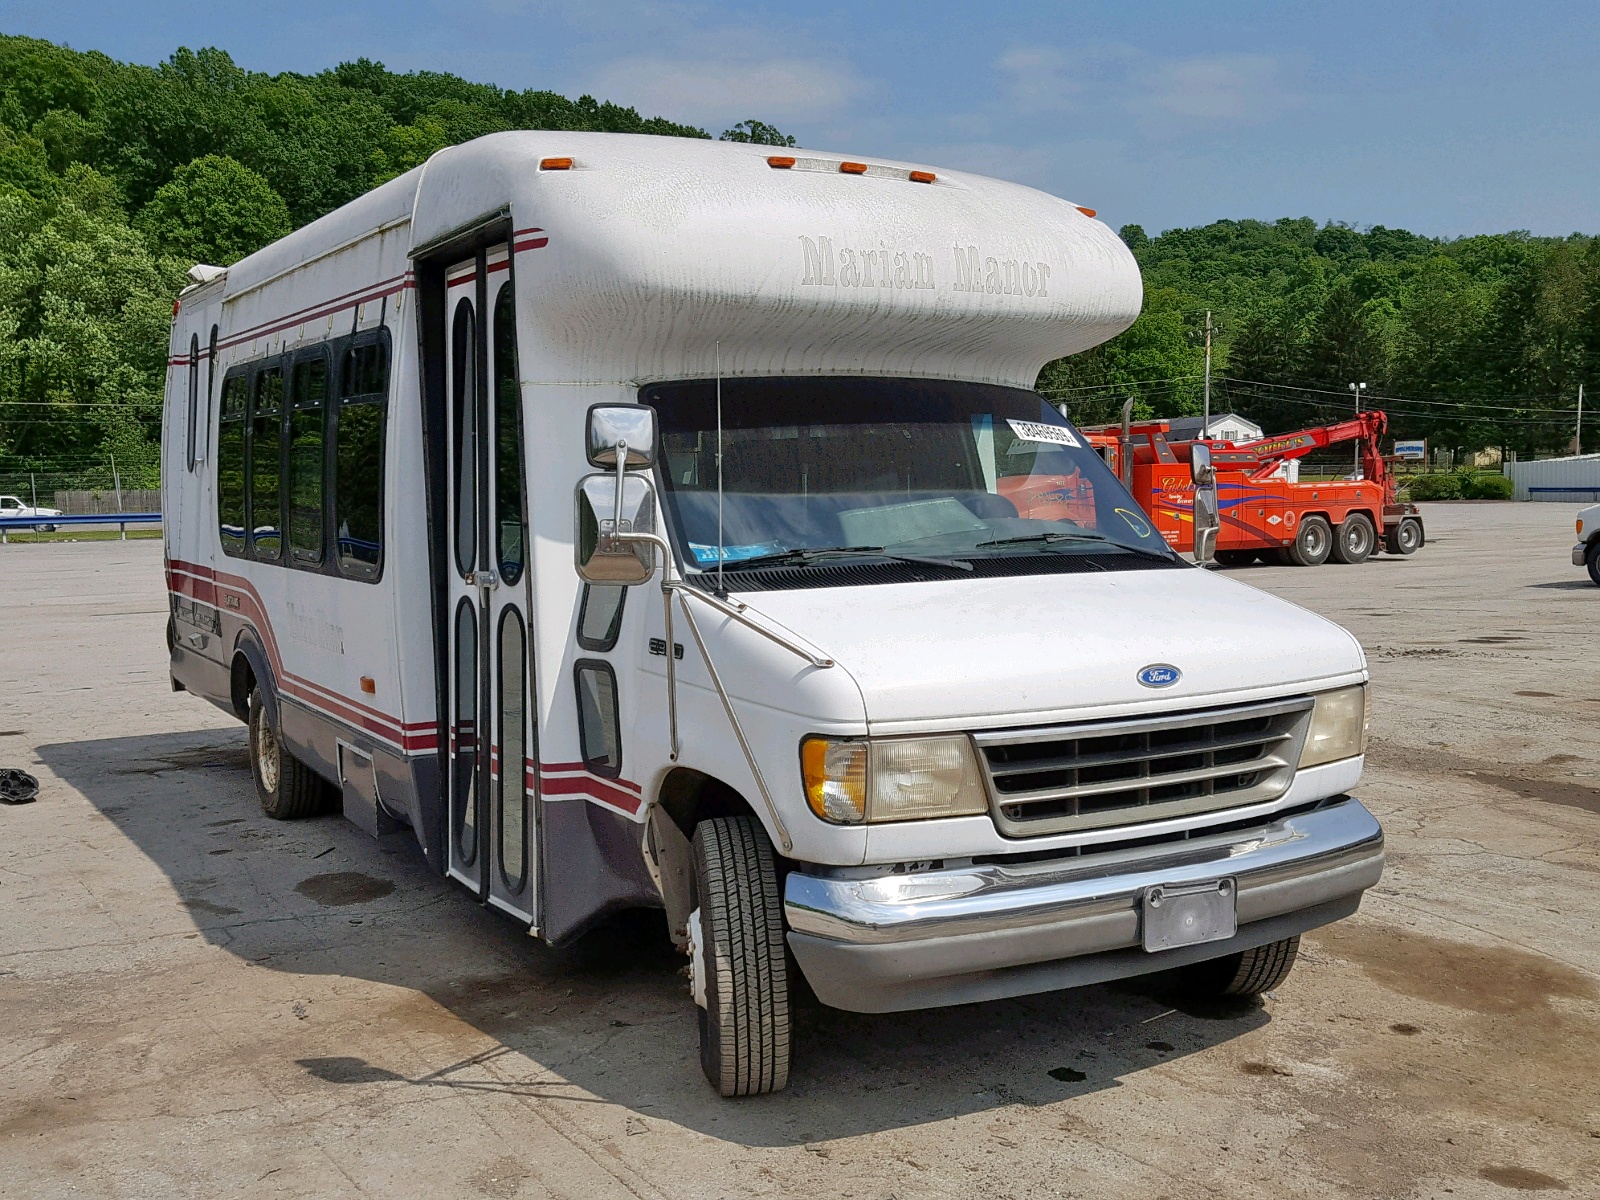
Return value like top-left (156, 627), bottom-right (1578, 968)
top-left (643, 377), bottom-right (1176, 577)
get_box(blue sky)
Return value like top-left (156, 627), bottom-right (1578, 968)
top-left (5, 0), bottom-right (1598, 238)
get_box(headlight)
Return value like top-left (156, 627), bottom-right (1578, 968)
top-left (1299, 685), bottom-right (1369, 768)
top-left (802, 735), bottom-right (988, 824)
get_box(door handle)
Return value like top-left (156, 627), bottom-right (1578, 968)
top-left (474, 570), bottom-right (499, 590)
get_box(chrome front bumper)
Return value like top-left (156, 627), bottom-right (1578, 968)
top-left (785, 796), bottom-right (1384, 1012)
top-left (1574, 543), bottom-right (1588, 567)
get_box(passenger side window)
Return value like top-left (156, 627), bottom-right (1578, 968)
top-left (186, 335), bottom-right (200, 471)
top-left (250, 366), bottom-right (284, 561)
top-left (574, 661), bottom-right (622, 777)
top-left (288, 353), bottom-right (328, 564)
top-left (577, 585), bottom-right (627, 651)
top-left (336, 339), bottom-right (388, 581)
top-left (217, 373), bottom-right (249, 557)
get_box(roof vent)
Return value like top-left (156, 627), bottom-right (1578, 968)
top-left (187, 264), bottom-right (227, 285)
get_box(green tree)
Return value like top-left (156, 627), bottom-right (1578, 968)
top-left (1038, 289), bottom-right (1208, 426)
top-left (719, 120), bottom-right (796, 146)
top-left (134, 154), bottom-right (291, 265)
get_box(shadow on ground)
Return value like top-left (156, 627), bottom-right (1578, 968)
top-left (37, 729), bottom-right (1269, 1146)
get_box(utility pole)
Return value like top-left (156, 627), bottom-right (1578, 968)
top-left (1348, 381), bottom-right (1367, 477)
top-left (1202, 310), bottom-right (1213, 434)
top-left (1578, 383), bottom-right (1585, 456)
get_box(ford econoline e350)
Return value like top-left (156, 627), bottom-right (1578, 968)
top-left (162, 132), bottom-right (1383, 1096)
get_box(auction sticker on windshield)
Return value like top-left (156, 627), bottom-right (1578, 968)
top-left (1007, 419), bottom-right (1080, 448)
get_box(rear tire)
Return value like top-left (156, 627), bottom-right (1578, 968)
top-left (1284, 516), bottom-right (1332, 566)
top-left (1330, 513), bottom-right (1376, 564)
top-left (1384, 516), bottom-right (1423, 556)
top-left (1215, 550), bottom-right (1257, 568)
top-left (248, 687), bottom-right (330, 820)
top-left (1182, 935), bottom-right (1301, 997)
top-left (1587, 540), bottom-right (1600, 587)
top-left (690, 815), bottom-right (791, 1096)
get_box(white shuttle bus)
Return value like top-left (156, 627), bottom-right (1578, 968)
top-left (162, 133), bottom-right (1383, 1095)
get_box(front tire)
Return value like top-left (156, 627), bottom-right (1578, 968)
top-left (1215, 550), bottom-right (1258, 568)
top-left (248, 687), bottom-right (330, 819)
top-left (1330, 513), bottom-right (1376, 564)
top-left (1587, 540), bottom-right (1600, 587)
top-left (1284, 515), bottom-right (1332, 566)
top-left (1181, 935), bottom-right (1301, 997)
top-left (690, 815), bottom-right (791, 1096)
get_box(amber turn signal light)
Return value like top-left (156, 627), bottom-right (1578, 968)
top-left (540, 157), bottom-right (573, 170)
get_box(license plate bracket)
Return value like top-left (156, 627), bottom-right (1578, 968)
top-left (1142, 878), bottom-right (1237, 952)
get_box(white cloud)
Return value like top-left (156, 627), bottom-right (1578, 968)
top-left (1134, 54), bottom-right (1290, 124)
top-left (588, 54), bottom-right (865, 127)
top-left (997, 47), bottom-right (1084, 114)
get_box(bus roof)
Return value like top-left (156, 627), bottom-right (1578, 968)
top-left (217, 132), bottom-right (1143, 389)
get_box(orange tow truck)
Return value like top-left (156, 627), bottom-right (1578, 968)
top-left (1081, 410), bottom-right (1426, 566)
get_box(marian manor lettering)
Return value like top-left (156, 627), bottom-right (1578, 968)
top-left (799, 237), bottom-right (1049, 298)
top-left (950, 246), bottom-right (1050, 297)
top-left (800, 236), bottom-right (935, 290)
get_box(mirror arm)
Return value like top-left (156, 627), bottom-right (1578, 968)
top-left (611, 442), bottom-right (628, 544)
top-left (674, 590), bottom-right (794, 854)
top-left (666, 582), bottom-right (835, 670)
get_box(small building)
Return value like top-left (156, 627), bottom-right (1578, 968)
top-left (1505, 453), bottom-right (1600, 502)
top-left (1163, 413), bottom-right (1264, 444)
top-left (1162, 413), bottom-right (1299, 482)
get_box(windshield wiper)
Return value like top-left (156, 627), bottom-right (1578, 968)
top-left (718, 545), bottom-right (973, 572)
top-left (975, 531), bottom-right (1175, 561)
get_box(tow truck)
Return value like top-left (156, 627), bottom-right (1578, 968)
top-left (1081, 410), bottom-right (1425, 566)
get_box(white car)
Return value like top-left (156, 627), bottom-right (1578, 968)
top-left (1574, 503), bottom-right (1600, 586)
top-left (0, 495), bottom-right (62, 531)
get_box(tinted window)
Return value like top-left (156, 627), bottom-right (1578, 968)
top-left (574, 661), bottom-right (621, 778)
top-left (250, 366), bottom-right (284, 560)
top-left (288, 354), bottom-right (328, 564)
top-left (498, 608), bottom-right (528, 893)
top-left (577, 585), bottom-right (626, 651)
top-left (452, 300), bottom-right (477, 577)
top-left (336, 339), bottom-right (388, 580)
top-left (493, 284), bottom-right (525, 585)
top-left (186, 335), bottom-right (200, 471)
top-left (217, 373), bottom-right (248, 557)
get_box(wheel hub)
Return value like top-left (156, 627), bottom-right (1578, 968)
top-left (256, 715), bottom-right (280, 793)
top-left (687, 906), bottom-right (706, 1008)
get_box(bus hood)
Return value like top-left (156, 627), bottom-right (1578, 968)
top-left (736, 565), bottom-right (1367, 730)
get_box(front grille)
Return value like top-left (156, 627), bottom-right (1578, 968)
top-left (974, 697), bottom-right (1313, 838)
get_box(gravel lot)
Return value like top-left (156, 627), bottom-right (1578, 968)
top-left (2, 502), bottom-right (1597, 1200)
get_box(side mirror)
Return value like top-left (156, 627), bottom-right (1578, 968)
top-left (587, 404), bottom-right (657, 469)
top-left (1190, 443), bottom-right (1220, 567)
top-left (576, 473), bottom-right (658, 585)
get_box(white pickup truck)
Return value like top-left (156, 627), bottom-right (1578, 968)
top-left (0, 495), bottom-right (62, 531)
top-left (1574, 504), bottom-right (1600, 585)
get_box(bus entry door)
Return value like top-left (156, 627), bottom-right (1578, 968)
top-left (443, 246), bottom-right (537, 924)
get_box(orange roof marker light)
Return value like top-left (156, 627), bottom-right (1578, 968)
top-left (839, 161), bottom-right (869, 175)
top-left (540, 156), bottom-right (574, 171)
top-left (767, 155), bottom-right (796, 169)
top-left (1075, 206), bottom-right (1097, 218)
top-left (908, 170), bottom-right (937, 184)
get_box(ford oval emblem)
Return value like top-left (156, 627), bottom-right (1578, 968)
top-left (1137, 664), bottom-right (1181, 688)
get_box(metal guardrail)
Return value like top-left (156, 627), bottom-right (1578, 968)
top-left (0, 512), bottom-right (162, 542)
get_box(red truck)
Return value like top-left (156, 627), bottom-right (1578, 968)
top-left (1079, 410), bottom-right (1425, 566)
